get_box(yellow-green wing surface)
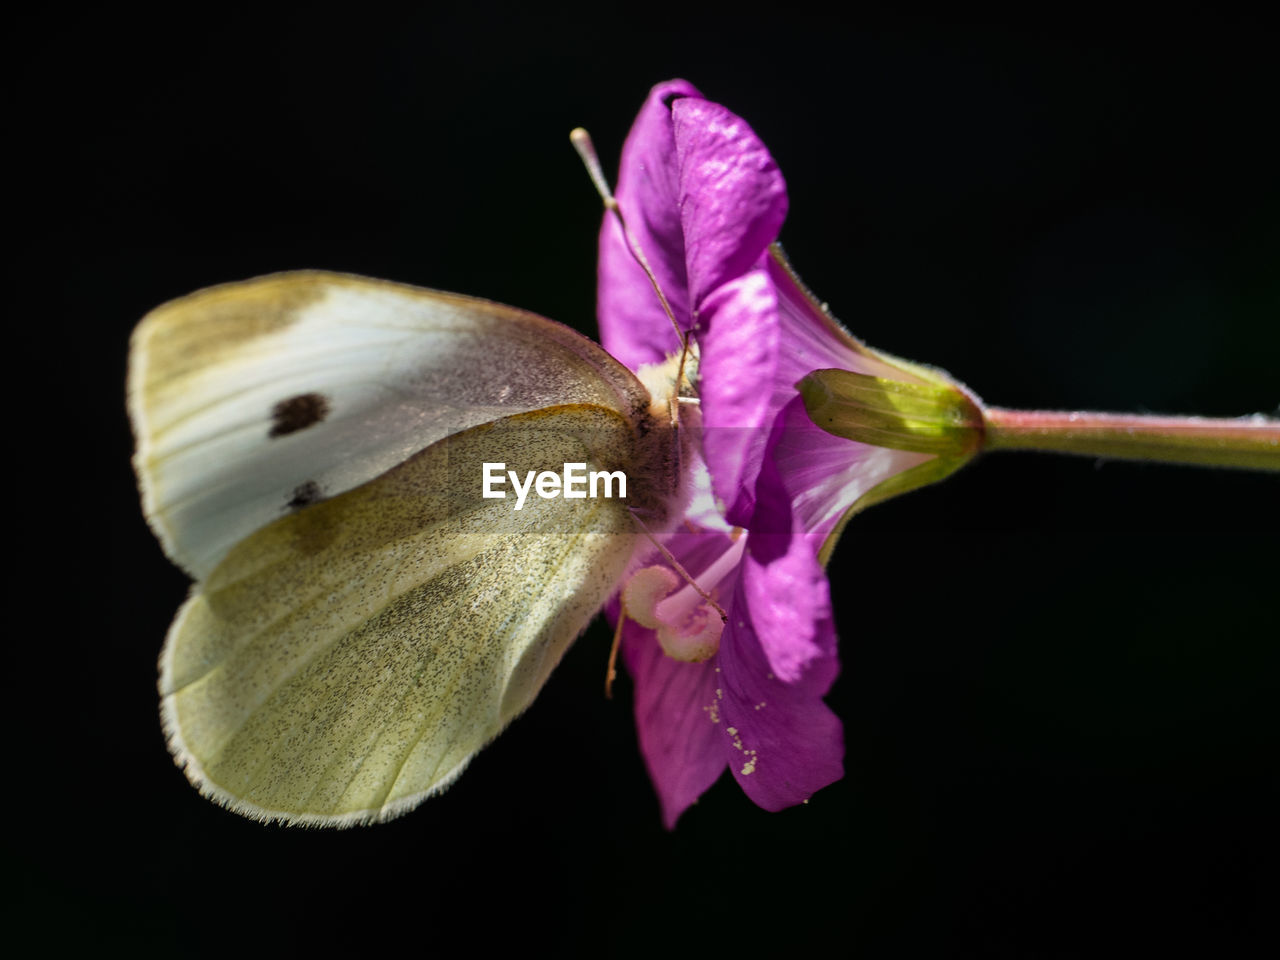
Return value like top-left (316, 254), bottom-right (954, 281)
top-left (161, 405), bottom-right (649, 826)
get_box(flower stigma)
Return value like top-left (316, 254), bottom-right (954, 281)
top-left (621, 532), bottom-right (747, 663)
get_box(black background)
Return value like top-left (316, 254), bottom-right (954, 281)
top-left (13, 7), bottom-right (1277, 957)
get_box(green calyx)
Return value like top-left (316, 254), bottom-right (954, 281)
top-left (798, 368), bottom-right (985, 457)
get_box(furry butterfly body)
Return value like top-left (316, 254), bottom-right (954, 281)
top-left (130, 272), bottom-right (684, 825)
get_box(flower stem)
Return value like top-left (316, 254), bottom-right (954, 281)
top-left (982, 408), bottom-right (1280, 471)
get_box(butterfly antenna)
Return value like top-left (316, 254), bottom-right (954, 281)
top-left (570, 128), bottom-right (687, 354)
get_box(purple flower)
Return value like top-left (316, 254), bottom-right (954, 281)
top-left (597, 80), bottom-right (940, 826)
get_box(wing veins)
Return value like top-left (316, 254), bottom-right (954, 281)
top-left (376, 514), bottom-right (604, 816)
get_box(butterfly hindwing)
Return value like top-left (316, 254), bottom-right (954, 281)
top-left (161, 404), bottom-right (649, 826)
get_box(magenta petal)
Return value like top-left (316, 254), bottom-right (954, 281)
top-left (621, 619), bottom-right (727, 829)
top-left (672, 98), bottom-right (789, 309)
top-left (697, 262), bottom-right (780, 521)
top-left (742, 526), bottom-right (838, 687)
top-left (597, 79), bottom-right (702, 371)
top-left (767, 253), bottom-right (933, 385)
top-left (705, 254), bottom-right (939, 530)
top-left (716, 544), bottom-right (843, 810)
top-left (758, 395), bottom-right (934, 541)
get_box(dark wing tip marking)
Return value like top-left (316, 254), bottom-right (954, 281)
top-left (270, 393), bottom-right (331, 438)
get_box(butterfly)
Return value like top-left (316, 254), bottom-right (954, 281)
top-left (129, 270), bottom-right (691, 826)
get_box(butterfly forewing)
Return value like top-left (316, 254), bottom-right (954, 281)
top-left (129, 271), bottom-right (652, 579)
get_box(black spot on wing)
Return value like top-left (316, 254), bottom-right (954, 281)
top-left (286, 480), bottom-right (323, 510)
top-left (269, 393), bottom-right (330, 437)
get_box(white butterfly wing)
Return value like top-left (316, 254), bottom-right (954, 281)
top-left (128, 271), bottom-right (651, 579)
